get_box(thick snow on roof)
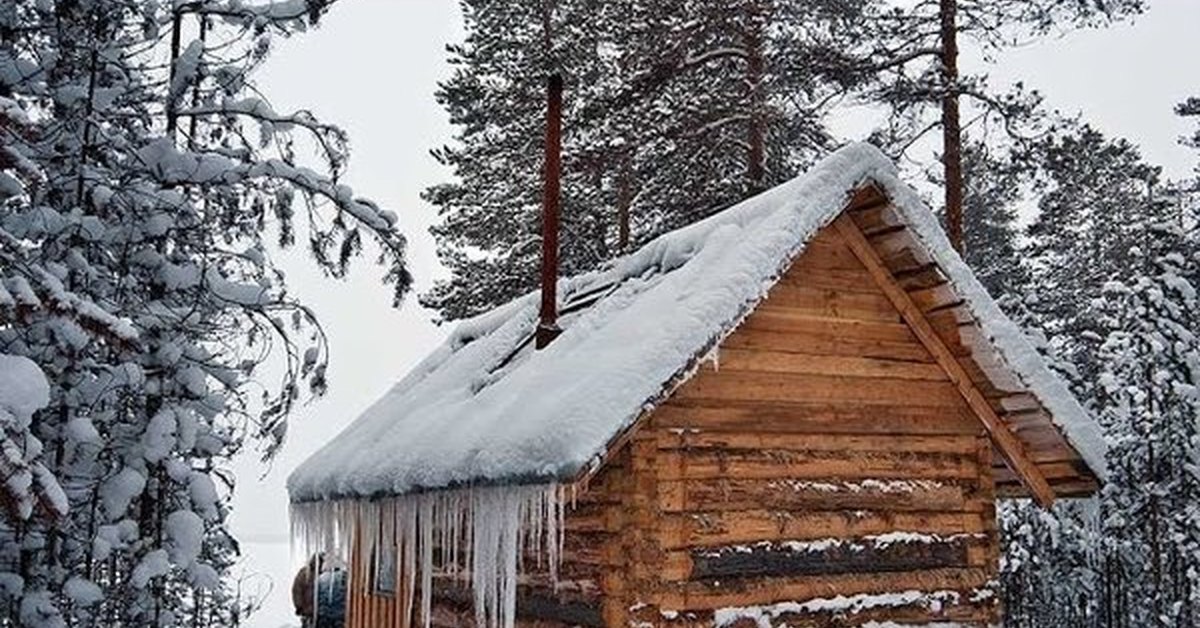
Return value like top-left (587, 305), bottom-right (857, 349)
top-left (288, 142), bottom-right (1105, 503)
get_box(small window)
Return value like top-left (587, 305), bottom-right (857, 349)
top-left (370, 543), bottom-right (397, 597)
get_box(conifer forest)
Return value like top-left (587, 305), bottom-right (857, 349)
top-left (1, 0), bottom-right (1198, 626)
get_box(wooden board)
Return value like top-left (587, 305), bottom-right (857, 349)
top-left (658, 477), bottom-right (982, 514)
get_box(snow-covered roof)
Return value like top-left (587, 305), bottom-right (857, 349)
top-left (287, 142), bottom-right (1106, 504)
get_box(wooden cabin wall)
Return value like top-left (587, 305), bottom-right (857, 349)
top-left (609, 224), bottom-right (1002, 626)
top-left (342, 451), bottom-right (632, 628)
top-left (345, 223), bottom-right (1002, 627)
top-left (344, 521), bottom-right (408, 628)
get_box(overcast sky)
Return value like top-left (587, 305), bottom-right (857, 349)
top-left (230, 1), bottom-right (1200, 625)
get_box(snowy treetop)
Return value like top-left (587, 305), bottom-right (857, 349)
top-left (287, 142), bottom-right (1106, 503)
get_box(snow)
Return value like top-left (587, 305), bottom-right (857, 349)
top-left (0, 354), bottom-right (50, 427)
top-left (62, 578), bottom-right (103, 607)
top-left (165, 509), bottom-right (206, 567)
top-left (141, 410), bottom-right (177, 463)
top-left (712, 589), bottom-right (966, 627)
top-left (131, 549), bottom-right (171, 588)
top-left (289, 141), bottom-right (1107, 505)
top-left (100, 467), bottom-right (147, 521)
top-left (696, 532), bottom-right (982, 560)
top-left (769, 479), bottom-right (945, 494)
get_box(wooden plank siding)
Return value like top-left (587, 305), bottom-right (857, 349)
top-left (839, 190), bottom-right (1097, 498)
top-left (616, 224), bottom-right (1001, 625)
top-left (342, 207), bottom-right (1100, 626)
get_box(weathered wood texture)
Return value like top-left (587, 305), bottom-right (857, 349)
top-left (345, 517), bottom-right (410, 628)
top-left (344, 197), bottom-right (1097, 626)
top-left (843, 188), bottom-right (1097, 496)
top-left (614, 224), bottom-right (1001, 625)
top-left (834, 213), bottom-right (1055, 506)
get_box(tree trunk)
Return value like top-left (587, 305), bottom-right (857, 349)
top-left (940, 0), bottom-right (964, 254)
top-left (616, 150), bottom-right (632, 252)
top-left (166, 10), bottom-right (183, 137)
top-left (745, 2), bottom-right (766, 188)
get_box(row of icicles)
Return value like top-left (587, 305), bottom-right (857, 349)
top-left (291, 483), bottom-right (565, 628)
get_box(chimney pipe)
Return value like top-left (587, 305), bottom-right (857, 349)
top-left (536, 74), bottom-right (563, 350)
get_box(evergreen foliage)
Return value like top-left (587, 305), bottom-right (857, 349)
top-left (0, 1), bottom-right (408, 624)
top-left (423, 0), bottom-right (870, 320)
top-left (958, 140), bottom-right (1027, 297)
top-left (999, 125), bottom-right (1200, 628)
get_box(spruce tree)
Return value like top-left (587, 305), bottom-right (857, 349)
top-left (1094, 224), bottom-right (1200, 627)
top-left (0, 1), bottom-right (409, 624)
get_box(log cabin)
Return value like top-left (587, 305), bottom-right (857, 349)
top-left (287, 143), bottom-right (1105, 628)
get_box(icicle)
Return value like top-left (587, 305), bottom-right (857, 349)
top-left (419, 495), bottom-right (434, 628)
top-left (290, 483), bottom-right (564, 628)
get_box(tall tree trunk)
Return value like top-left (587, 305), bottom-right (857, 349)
top-left (940, 0), bottom-right (964, 253)
top-left (745, 2), bottom-right (765, 188)
top-left (187, 14), bottom-right (209, 149)
top-left (616, 149), bottom-right (632, 252)
top-left (166, 9), bottom-right (183, 137)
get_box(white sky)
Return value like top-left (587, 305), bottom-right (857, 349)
top-left (230, 1), bottom-right (1199, 625)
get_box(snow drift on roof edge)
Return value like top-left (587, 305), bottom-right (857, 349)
top-left (287, 142), bottom-right (1106, 504)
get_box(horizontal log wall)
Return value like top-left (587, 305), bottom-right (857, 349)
top-left (347, 222), bottom-right (1008, 626)
top-left (620, 224), bottom-right (1001, 626)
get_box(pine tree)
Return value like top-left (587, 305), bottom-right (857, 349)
top-left (1178, 96), bottom-right (1200, 158)
top-left (958, 140), bottom-right (1029, 298)
top-left (1023, 124), bottom-right (1164, 377)
top-left (849, 0), bottom-right (1144, 253)
top-left (1000, 130), bottom-right (1200, 626)
top-left (0, 1), bottom-right (410, 624)
top-left (423, 0), bottom-right (870, 320)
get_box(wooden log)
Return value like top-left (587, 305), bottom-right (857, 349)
top-left (658, 509), bottom-right (986, 549)
top-left (672, 371), bottom-right (968, 408)
top-left (908, 283), bottom-right (962, 313)
top-left (653, 593), bottom-right (997, 627)
top-left (715, 348), bottom-right (948, 381)
top-left (654, 566), bottom-right (993, 611)
top-left (655, 448), bottom-right (979, 483)
top-left (652, 401), bottom-right (983, 436)
top-left (755, 288), bottom-right (902, 322)
top-left (657, 477), bottom-right (980, 514)
top-left (654, 431), bottom-right (978, 455)
top-left (599, 448), bottom-right (632, 626)
top-left (721, 326), bottom-right (939, 362)
top-left (791, 233), bottom-right (867, 271)
top-left (997, 478), bottom-right (1099, 498)
top-left (432, 582), bottom-right (605, 627)
top-left (993, 460), bottom-right (1091, 485)
top-left (776, 267), bottom-right (884, 294)
top-left (686, 535), bottom-right (976, 581)
top-left (739, 310), bottom-right (922, 343)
